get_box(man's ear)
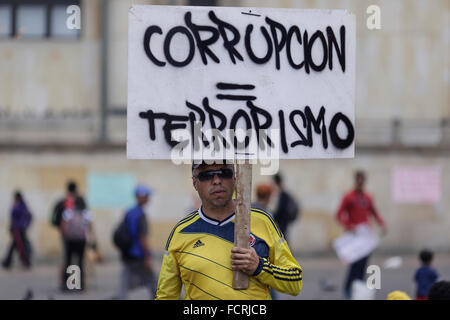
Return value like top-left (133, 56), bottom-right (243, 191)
top-left (192, 177), bottom-right (198, 191)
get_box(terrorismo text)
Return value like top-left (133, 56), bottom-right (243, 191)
top-left (138, 83), bottom-right (354, 155)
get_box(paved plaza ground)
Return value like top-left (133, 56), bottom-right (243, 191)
top-left (1, 252), bottom-right (449, 300)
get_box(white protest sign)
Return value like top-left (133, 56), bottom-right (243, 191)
top-left (333, 224), bottom-right (379, 265)
top-left (127, 5), bottom-right (355, 160)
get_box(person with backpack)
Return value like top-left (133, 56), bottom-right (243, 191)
top-left (2, 191), bottom-right (33, 270)
top-left (60, 197), bottom-right (93, 291)
top-left (272, 173), bottom-right (301, 242)
top-left (114, 184), bottom-right (156, 299)
top-left (51, 180), bottom-right (89, 290)
top-left (51, 181), bottom-right (87, 229)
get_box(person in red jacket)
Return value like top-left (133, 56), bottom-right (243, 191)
top-left (336, 170), bottom-right (387, 299)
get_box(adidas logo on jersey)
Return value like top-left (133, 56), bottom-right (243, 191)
top-left (193, 240), bottom-right (205, 248)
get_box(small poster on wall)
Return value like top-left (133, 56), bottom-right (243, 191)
top-left (392, 166), bottom-right (441, 204)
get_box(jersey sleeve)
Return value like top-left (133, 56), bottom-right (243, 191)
top-left (252, 213), bottom-right (303, 296)
top-left (155, 234), bottom-right (182, 300)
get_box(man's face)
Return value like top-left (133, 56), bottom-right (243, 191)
top-left (355, 173), bottom-right (365, 190)
top-left (137, 194), bottom-right (149, 206)
top-left (192, 164), bottom-right (235, 208)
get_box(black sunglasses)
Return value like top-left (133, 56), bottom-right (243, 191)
top-left (194, 169), bottom-right (234, 182)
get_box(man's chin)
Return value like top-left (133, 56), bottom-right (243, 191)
top-left (211, 199), bottom-right (230, 208)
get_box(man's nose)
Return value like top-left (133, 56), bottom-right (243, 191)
top-left (212, 174), bottom-right (222, 184)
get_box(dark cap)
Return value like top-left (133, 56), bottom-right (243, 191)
top-left (192, 160), bottom-right (204, 174)
top-left (192, 159), bottom-right (233, 174)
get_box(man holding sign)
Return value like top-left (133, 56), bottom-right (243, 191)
top-left (128, 4), bottom-right (356, 300)
top-left (155, 161), bottom-right (302, 300)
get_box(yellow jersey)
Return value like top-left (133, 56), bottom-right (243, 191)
top-left (155, 207), bottom-right (303, 300)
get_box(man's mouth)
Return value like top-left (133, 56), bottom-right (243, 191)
top-left (211, 189), bottom-right (226, 196)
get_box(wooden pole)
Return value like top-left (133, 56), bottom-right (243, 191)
top-left (233, 160), bottom-right (252, 290)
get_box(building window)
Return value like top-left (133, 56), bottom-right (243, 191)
top-left (0, 0), bottom-right (81, 39)
top-left (0, 5), bottom-right (12, 37)
top-left (16, 5), bottom-right (47, 38)
top-left (50, 4), bottom-right (79, 38)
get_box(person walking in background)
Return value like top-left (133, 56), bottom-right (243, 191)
top-left (61, 198), bottom-right (94, 291)
top-left (2, 191), bottom-right (33, 270)
top-left (116, 184), bottom-right (156, 299)
top-left (51, 181), bottom-right (87, 229)
top-left (50, 180), bottom-right (88, 290)
top-left (414, 249), bottom-right (439, 300)
top-left (336, 170), bottom-right (387, 299)
top-left (272, 173), bottom-right (300, 242)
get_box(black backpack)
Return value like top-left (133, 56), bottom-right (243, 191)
top-left (50, 200), bottom-right (65, 227)
top-left (113, 216), bottom-right (132, 253)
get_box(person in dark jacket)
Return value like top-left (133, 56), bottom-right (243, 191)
top-left (2, 191), bottom-right (33, 269)
top-left (51, 181), bottom-right (87, 229)
top-left (272, 173), bottom-right (300, 242)
top-left (51, 180), bottom-right (88, 291)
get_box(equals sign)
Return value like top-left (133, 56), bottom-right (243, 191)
top-left (216, 82), bottom-right (256, 101)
